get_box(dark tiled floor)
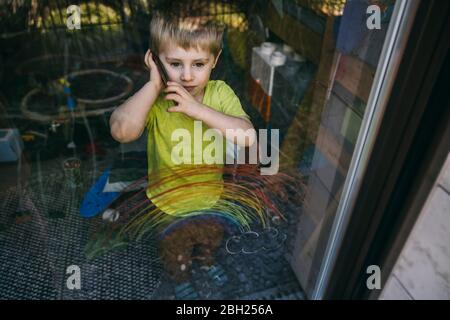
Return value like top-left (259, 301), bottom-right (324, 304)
top-left (0, 152), bottom-right (304, 300)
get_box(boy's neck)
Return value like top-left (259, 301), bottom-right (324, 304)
top-left (194, 87), bottom-right (206, 104)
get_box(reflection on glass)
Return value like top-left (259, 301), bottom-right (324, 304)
top-left (0, 0), bottom-right (398, 299)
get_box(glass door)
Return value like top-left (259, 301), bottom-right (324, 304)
top-left (0, 0), bottom-right (422, 300)
top-left (245, 0), bottom-right (419, 297)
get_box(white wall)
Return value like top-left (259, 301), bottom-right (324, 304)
top-left (380, 153), bottom-right (450, 300)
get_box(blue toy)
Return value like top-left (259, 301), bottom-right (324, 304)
top-left (80, 169), bottom-right (120, 218)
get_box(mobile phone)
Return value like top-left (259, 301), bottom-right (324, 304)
top-left (151, 53), bottom-right (169, 87)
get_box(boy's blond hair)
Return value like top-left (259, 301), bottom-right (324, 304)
top-left (150, 12), bottom-right (224, 58)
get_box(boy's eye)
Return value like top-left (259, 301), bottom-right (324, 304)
top-left (169, 62), bottom-right (205, 68)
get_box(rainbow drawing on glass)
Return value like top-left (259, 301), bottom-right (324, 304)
top-left (85, 163), bottom-right (304, 259)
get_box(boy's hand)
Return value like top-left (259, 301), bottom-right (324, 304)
top-left (164, 81), bottom-right (204, 118)
top-left (144, 49), bottom-right (163, 92)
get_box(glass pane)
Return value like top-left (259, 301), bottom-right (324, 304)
top-left (0, 0), bottom-right (405, 300)
top-left (263, 0), bottom-right (400, 296)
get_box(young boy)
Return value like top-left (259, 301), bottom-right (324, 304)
top-left (109, 13), bottom-right (255, 284)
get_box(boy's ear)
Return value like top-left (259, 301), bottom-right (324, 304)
top-left (213, 49), bottom-right (222, 68)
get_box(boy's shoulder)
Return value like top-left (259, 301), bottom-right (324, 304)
top-left (207, 80), bottom-right (235, 96)
top-left (210, 79), bottom-right (234, 88)
top-left (207, 79), bottom-right (224, 90)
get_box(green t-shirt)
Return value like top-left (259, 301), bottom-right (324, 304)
top-left (145, 80), bottom-right (250, 216)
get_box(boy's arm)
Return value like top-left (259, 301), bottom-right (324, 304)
top-left (110, 50), bottom-right (162, 143)
top-left (164, 81), bottom-right (256, 147)
top-left (193, 106), bottom-right (256, 147)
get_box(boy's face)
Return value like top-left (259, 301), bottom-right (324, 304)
top-left (158, 42), bottom-right (221, 99)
